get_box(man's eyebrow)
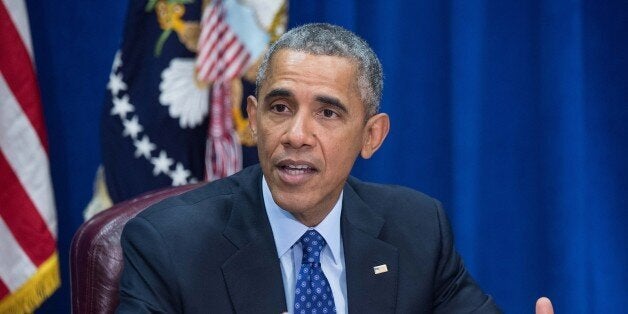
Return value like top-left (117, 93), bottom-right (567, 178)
top-left (315, 95), bottom-right (348, 114)
top-left (264, 88), bottom-right (293, 103)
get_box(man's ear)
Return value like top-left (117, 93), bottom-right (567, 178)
top-left (360, 113), bottom-right (390, 159)
top-left (246, 95), bottom-right (258, 136)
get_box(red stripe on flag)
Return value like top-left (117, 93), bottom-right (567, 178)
top-left (199, 16), bottom-right (225, 61)
top-left (0, 151), bottom-right (56, 266)
top-left (216, 35), bottom-right (242, 77)
top-left (219, 34), bottom-right (240, 62)
top-left (221, 43), bottom-right (249, 79)
top-left (0, 3), bottom-right (48, 152)
top-left (226, 53), bottom-right (250, 84)
top-left (203, 23), bottom-right (231, 76)
top-left (197, 6), bottom-right (220, 53)
top-left (206, 34), bottom-right (238, 79)
top-left (0, 279), bottom-right (9, 299)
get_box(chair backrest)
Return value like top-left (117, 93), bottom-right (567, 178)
top-left (70, 183), bottom-right (202, 314)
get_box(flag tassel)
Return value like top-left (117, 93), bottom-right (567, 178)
top-left (0, 253), bottom-right (61, 313)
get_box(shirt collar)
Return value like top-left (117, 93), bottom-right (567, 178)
top-left (263, 176), bottom-right (343, 264)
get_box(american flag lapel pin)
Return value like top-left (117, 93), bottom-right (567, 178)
top-left (373, 264), bottom-right (388, 274)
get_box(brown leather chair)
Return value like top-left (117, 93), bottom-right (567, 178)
top-left (70, 183), bottom-right (202, 314)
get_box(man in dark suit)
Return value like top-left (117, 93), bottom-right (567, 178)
top-left (118, 23), bottom-right (554, 313)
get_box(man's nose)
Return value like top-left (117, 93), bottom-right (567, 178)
top-left (282, 112), bottom-right (316, 148)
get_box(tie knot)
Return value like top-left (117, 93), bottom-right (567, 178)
top-left (299, 230), bottom-right (327, 264)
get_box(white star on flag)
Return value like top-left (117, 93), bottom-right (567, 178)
top-left (133, 135), bottom-right (155, 159)
top-left (171, 162), bottom-right (191, 186)
top-left (150, 151), bottom-right (173, 176)
top-left (110, 94), bottom-right (134, 118)
top-left (122, 115), bottom-right (143, 139)
top-left (107, 71), bottom-right (127, 96)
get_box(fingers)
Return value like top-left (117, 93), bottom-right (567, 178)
top-left (535, 297), bottom-right (554, 314)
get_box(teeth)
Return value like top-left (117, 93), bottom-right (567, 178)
top-left (287, 164), bottom-right (309, 170)
top-left (282, 164), bottom-right (313, 175)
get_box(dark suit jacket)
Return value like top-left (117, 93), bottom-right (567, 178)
top-left (118, 165), bottom-right (501, 313)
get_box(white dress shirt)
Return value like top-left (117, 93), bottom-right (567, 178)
top-left (263, 176), bottom-right (347, 314)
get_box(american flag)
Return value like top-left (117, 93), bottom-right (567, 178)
top-left (0, 0), bottom-right (60, 312)
top-left (196, 0), bottom-right (251, 84)
top-left (196, 0), bottom-right (251, 180)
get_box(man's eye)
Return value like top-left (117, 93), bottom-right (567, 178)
top-left (271, 104), bottom-right (288, 113)
top-left (322, 109), bottom-right (338, 118)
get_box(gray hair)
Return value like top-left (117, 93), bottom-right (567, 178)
top-left (256, 23), bottom-right (383, 117)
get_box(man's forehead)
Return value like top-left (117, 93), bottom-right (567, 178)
top-left (262, 50), bottom-right (358, 88)
top-left (268, 49), bottom-right (358, 73)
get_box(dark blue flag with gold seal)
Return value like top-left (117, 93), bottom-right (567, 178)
top-left (95, 0), bottom-right (287, 208)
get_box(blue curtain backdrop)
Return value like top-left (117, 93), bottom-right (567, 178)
top-left (27, 0), bottom-right (627, 313)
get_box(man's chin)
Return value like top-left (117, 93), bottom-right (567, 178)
top-left (271, 190), bottom-right (312, 213)
top-left (274, 198), bottom-right (324, 226)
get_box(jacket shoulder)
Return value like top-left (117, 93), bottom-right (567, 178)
top-left (132, 165), bottom-right (261, 232)
top-left (346, 176), bottom-right (440, 215)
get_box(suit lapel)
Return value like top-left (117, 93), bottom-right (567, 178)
top-left (221, 168), bottom-right (288, 314)
top-left (342, 183), bottom-right (399, 314)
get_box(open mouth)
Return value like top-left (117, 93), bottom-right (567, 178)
top-left (276, 160), bottom-right (318, 184)
top-left (280, 164), bottom-right (316, 174)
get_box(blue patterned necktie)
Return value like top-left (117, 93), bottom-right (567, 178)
top-left (294, 230), bottom-right (336, 314)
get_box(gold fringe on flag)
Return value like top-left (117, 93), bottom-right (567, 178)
top-left (0, 253), bottom-right (61, 314)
